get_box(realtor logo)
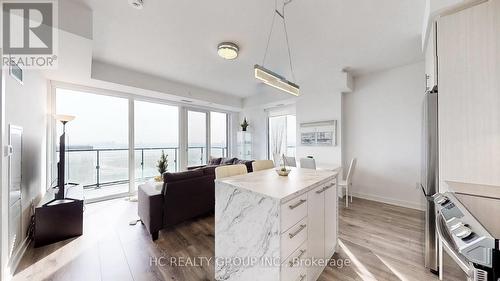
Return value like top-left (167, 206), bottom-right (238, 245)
top-left (2, 0), bottom-right (58, 68)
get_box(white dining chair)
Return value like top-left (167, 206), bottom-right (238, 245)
top-left (284, 156), bottom-right (297, 167)
top-left (252, 160), bottom-right (275, 172)
top-left (300, 158), bottom-right (316, 169)
top-left (338, 158), bottom-right (357, 207)
top-left (215, 164), bottom-right (248, 179)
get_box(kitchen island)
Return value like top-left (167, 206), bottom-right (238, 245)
top-left (215, 168), bottom-right (338, 281)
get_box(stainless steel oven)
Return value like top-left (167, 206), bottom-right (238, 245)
top-left (434, 193), bottom-right (499, 281)
top-left (437, 215), bottom-right (487, 281)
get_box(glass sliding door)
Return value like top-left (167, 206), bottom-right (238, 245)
top-left (134, 101), bottom-right (179, 186)
top-left (55, 88), bottom-right (129, 201)
top-left (210, 111), bottom-right (228, 158)
top-left (187, 110), bottom-right (208, 167)
top-left (54, 86), bottom-right (233, 201)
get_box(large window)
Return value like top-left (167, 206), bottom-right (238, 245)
top-left (135, 101), bottom-right (179, 184)
top-left (52, 86), bottom-right (231, 201)
top-left (187, 110), bottom-right (208, 167)
top-left (55, 89), bottom-right (129, 200)
top-left (269, 115), bottom-right (296, 162)
top-left (210, 111), bottom-right (228, 158)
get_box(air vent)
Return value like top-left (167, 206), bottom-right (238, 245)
top-left (180, 99), bottom-right (193, 103)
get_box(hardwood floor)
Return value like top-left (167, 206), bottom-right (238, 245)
top-left (13, 198), bottom-right (439, 281)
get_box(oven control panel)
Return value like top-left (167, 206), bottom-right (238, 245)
top-left (433, 192), bottom-right (495, 268)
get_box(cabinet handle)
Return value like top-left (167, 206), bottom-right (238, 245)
top-left (316, 183), bottom-right (335, 194)
top-left (288, 249), bottom-right (307, 267)
top-left (325, 183), bottom-right (335, 189)
top-left (298, 274), bottom-right (306, 281)
top-left (289, 224), bottom-right (306, 239)
top-left (289, 199), bottom-right (307, 210)
top-left (316, 186), bottom-right (327, 194)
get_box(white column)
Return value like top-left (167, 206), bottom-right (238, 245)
top-left (128, 99), bottom-right (135, 195)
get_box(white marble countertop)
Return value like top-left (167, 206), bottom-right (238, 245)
top-left (215, 167), bottom-right (338, 203)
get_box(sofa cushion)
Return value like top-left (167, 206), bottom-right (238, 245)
top-left (208, 157), bottom-right (223, 165)
top-left (163, 169), bottom-right (204, 183)
top-left (221, 157), bottom-right (238, 165)
top-left (200, 165), bottom-right (217, 176)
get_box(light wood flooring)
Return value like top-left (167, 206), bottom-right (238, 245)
top-left (13, 198), bottom-right (439, 281)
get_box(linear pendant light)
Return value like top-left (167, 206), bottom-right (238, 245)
top-left (254, 64), bottom-right (299, 96)
top-left (255, 0), bottom-right (299, 96)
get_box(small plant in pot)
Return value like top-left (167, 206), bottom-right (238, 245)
top-left (241, 118), bottom-right (249, 131)
top-left (155, 150), bottom-right (168, 182)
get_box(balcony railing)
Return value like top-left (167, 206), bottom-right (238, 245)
top-left (65, 146), bottom-right (227, 189)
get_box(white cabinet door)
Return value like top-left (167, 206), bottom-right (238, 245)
top-left (437, 0), bottom-right (500, 189)
top-left (307, 185), bottom-right (325, 281)
top-left (324, 181), bottom-right (337, 260)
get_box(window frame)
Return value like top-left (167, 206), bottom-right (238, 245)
top-left (209, 110), bottom-right (230, 159)
top-left (48, 81), bottom-right (233, 202)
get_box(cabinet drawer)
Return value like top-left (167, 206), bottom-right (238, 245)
top-left (281, 241), bottom-right (307, 281)
top-left (281, 193), bottom-right (308, 233)
top-left (281, 217), bottom-right (307, 259)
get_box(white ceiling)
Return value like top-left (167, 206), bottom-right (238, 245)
top-left (81, 0), bottom-right (425, 98)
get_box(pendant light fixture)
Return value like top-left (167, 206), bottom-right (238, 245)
top-left (255, 0), bottom-right (299, 96)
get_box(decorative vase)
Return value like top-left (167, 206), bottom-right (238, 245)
top-left (276, 154), bottom-right (291, 176)
top-left (276, 168), bottom-right (291, 176)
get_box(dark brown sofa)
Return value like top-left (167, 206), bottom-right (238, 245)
top-left (138, 158), bottom-right (253, 240)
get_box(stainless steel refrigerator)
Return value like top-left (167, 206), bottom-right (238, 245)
top-left (421, 86), bottom-right (439, 274)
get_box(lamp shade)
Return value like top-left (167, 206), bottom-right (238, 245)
top-left (54, 114), bottom-right (75, 123)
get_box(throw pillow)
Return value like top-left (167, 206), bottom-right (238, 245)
top-left (208, 157), bottom-right (222, 165)
top-left (221, 157), bottom-right (237, 165)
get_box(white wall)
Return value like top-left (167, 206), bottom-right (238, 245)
top-left (4, 68), bottom-right (47, 262)
top-left (296, 92), bottom-right (343, 168)
top-left (343, 62), bottom-right (425, 210)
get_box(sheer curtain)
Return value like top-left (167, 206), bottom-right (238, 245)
top-left (269, 116), bottom-right (287, 164)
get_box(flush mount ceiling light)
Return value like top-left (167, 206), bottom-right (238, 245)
top-left (129, 0), bottom-right (144, 9)
top-left (255, 0), bottom-right (299, 96)
top-left (217, 42), bottom-right (239, 60)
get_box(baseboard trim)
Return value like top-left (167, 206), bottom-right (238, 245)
top-left (8, 236), bottom-right (30, 277)
top-left (350, 191), bottom-right (425, 211)
top-left (84, 192), bottom-right (130, 204)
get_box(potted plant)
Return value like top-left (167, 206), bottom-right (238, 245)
top-left (241, 118), bottom-right (249, 131)
top-left (155, 150), bottom-right (168, 182)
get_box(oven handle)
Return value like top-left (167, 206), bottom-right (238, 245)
top-left (436, 215), bottom-right (474, 276)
